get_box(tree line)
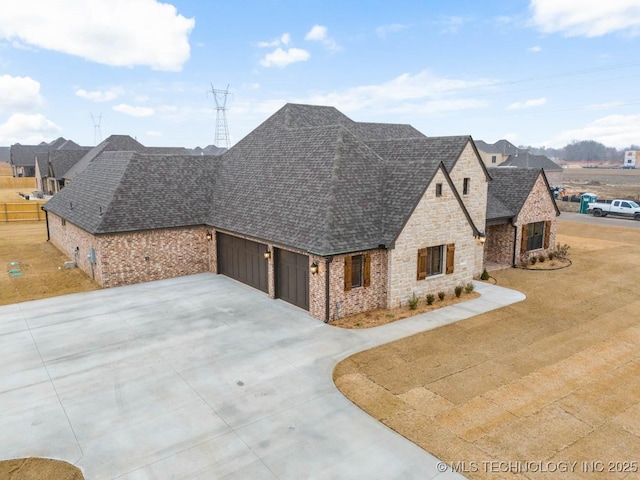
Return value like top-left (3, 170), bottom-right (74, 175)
top-left (519, 140), bottom-right (640, 162)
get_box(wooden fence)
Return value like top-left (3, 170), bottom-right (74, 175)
top-left (0, 177), bottom-right (36, 189)
top-left (1, 202), bottom-right (46, 222)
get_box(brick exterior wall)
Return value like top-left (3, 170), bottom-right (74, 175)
top-left (448, 141), bottom-right (488, 276)
top-left (309, 249), bottom-right (388, 321)
top-left (484, 223), bottom-right (515, 266)
top-left (48, 212), bottom-right (103, 283)
top-left (387, 169), bottom-right (476, 308)
top-left (483, 174), bottom-right (558, 268)
top-left (514, 174), bottom-right (558, 261)
top-left (48, 212), bottom-right (211, 288)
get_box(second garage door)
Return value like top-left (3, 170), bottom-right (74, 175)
top-left (276, 249), bottom-right (309, 310)
top-left (217, 233), bottom-right (269, 293)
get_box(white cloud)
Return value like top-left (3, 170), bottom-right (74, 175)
top-left (258, 33), bottom-right (290, 48)
top-left (530, 0), bottom-right (640, 37)
top-left (0, 0), bottom-right (194, 71)
top-left (304, 25), bottom-right (340, 50)
top-left (439, 16), bottom-right (466, 34)
top-left (302, 70), bottom-right (494, 113)
top-left (0, 75), bottom-right (43, 112)
top-left (75, 88), bottom-right (120, 102)
top-left (507, 97), bottom-right (548, 110)
top-left (528, 45), bottom-right (542, 52)
top-left (259, 47), bottom-right (310, 67)
top-left (0, 113), bottom-right (61, 144)
top-left (547, 114), bottom-right (640, 148)
top-left (376, 24), bottom-right (408, 38)
top-left (113, 104), bottom-right (155, 117)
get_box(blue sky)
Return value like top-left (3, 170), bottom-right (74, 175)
top-left (1, 0), bottom-right (640, 149)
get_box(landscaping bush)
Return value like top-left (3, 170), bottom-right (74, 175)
top-left (530, 256), bottom-right (537, 265)
top-left (464, 282), bottom-right (475, 293)
top-left (408, 293), bottom-right (419, 310)
top-left (555, 243), bottom-right (570, 259)
top-left (454, 285), bottom-right (463, 298)
top-left (548, 251), bottom-right (555, 260)
top-left (538, 254), bottom-right (546, 263)
top-left (426, 293), bottom-right (435, 305)
top-left (480, 268), bottom-right (489, 280)
top-left (438, 291), bottom-right (445, 301)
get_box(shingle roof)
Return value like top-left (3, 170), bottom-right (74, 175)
top-left (10, 138), bottom-right (87, 168)
top-left (63, 135), bottom-right (145, 180)
top-left (0, 146), bottom-right (10, 161)
top-left (45, 152), bottom-right (220, 233)
top-left (499, 152), bottom-right (562, 170)
top-left (50, 150), bottom-right (91, 177)
top-left (46, 103), bottom-right (479, 254)
top-left (486, 167), bottom-right (559, 220)
top-left (475, 139), bottom-right (520, 155)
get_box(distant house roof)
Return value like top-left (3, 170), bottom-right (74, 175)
top-left (486, 167), bottom-right (560, 221)
top-left (45, 103), bottom-right (481, 256)
top-left (475, 139), bottom-right (519, 155)
top-left (0, 146), bottom-right (11, 161)
top-left (10, 137), bottom-right (88, 168)
top-left (498, 152), bottom-right (562, 171)
top-left (191, 145), bottom-right (227, 155)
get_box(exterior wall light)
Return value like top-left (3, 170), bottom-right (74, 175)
top-left (310, 262), bottom-right (319, 274)
top-left (476, 232), bottom-right (486, 244)
top-left (206, 231), bottom-right (213, 241)
top-left (264, 250), bottom-right (271, 260)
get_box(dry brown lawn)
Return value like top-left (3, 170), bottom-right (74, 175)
top-left (335, 220), bottom-right (640, 479)
top-left (0, 221), bottom-right (98, 306)
top-left (0, 458), bottom-right (83, 480)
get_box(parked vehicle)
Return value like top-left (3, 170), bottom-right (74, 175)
top-left (587, 199), bottom-right (640, 220)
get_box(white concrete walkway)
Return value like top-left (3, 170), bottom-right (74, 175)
top-left (0, 274), bottom-right (524, 479)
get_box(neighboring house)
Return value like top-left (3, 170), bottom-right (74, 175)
top-left (0, 146), bottom-right (10, 163)
top-left (35, 150), bottom-right (91, 194)
top-left (498, 152), bottom-right (564, 187)
top-left (45, 103), bottom-right (491, 322)
top-left (191, 145), bottom-right (227, 155)
top-left (10, 138), bottom-right (85, 178)
top-left (475, 139), bottom-right (519, 166)
top-left (484, 167), bottom-right (560, 269)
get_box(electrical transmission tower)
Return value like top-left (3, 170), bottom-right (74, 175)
top-left (210, 84), bottom-right (230, 148)
top-left (91, 113), bottom-right (102, 144)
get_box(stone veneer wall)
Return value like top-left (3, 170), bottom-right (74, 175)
top-left (514, 174), bottom-right (558, 261)
top-left (308, 249), bottom-right (387, 321)
top-left (387, 168), bottom-right (476, 308)
top-left (448, 141), bottom-right (488, 276)
top-left (484, 223), bottom-right (515, 266)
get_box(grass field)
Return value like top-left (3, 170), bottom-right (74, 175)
top-left (560, 167), bottom-right (640, 201)
top-left (0, 222), bottom-right (98, 306)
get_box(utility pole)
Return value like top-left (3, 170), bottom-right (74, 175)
top-left (91, 113), bottom-right (102, 145)
top-left (210, 84), bottom-right (230, 148)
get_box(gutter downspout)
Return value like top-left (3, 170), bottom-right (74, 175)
top-left (43, 207), bottom-right (50, 241)
top-left (324, 256), bottom-right (333, 323)
top-left (512, 222), bottom-right (518, 267)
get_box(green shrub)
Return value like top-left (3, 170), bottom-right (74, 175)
top-left (426, 294), bottom-right (435, 305)
top-left (530, 256), bottom-right (537, 265)
top-left (438, 291), bottom-right (445, 301)
top-left (464, 282), bottom-right (475, 293)
top-left (454, 285), bottom-right (463, 298)
top-left (408, 293), bottom-right (419, 310)
top-left (548, 251), bottom-right (555, 260)
top-left (538, 254), bottom-right (546, 263)
top-left (480, 269), bottom-right (489, 280)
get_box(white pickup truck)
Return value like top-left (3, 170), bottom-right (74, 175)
top-left (587, 199), bottom-right (640, 220)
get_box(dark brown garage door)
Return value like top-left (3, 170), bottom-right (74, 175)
top-left (276, 249), bottom-right (309, 310)
top-left (217, 233), bottom-right (268, 293)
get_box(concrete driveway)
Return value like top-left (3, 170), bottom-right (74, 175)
top-left (1, 273), bottom-right (524, 479)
